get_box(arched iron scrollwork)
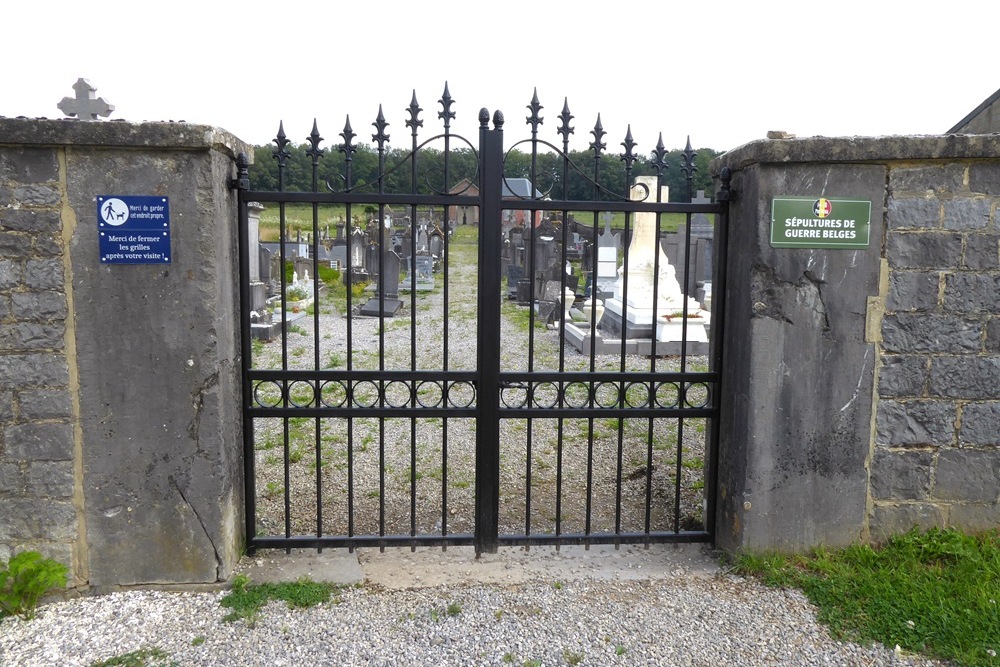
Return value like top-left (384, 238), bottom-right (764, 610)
top-left (500, 91), bottom-right (701, 205)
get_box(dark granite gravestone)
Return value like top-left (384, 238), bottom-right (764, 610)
top-left (359, 249), bottom-right (403, 316)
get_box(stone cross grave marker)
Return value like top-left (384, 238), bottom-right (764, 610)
top-left (57, 78), bottom-right (115, 120)
top-left (690, 190), bottom-right (714, 238)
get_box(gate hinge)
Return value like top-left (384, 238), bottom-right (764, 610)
top-left (229, 152), bottom-right (250, 191)
top-left (715, 166), bottom-right (736, 202)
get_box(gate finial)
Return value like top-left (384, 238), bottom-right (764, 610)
top-left (373, 105), bottom-right (390, 149)
top-left (590, 115), bottom-right (606, 156)
top-left (439, 82), bottom-right (456, 130)
top-left (620, 125), bottom-right (638, 171)
top-left (406, 91), bottom-right (423, 132)
top-left (527, 88), bottom-right (543, 136)
top-left (557, 99), bottom-right (574, 150)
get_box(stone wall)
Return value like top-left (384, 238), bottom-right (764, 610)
top-left (0, 119), bottom-right (249, 588)
top-left (873, 159), bottom-right (1000, 538)
top-left (0, 145), bottom-right (79, 576)
top-left (712, 135), bottom-right (1000, 553)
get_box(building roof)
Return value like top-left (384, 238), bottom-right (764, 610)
top-left (502, 177), bottom-right (542, 199)
top-left (948, 86), bottom-right (1000, 134)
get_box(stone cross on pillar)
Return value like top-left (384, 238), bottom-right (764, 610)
top-left (57, 78), bottom-right (115, 120)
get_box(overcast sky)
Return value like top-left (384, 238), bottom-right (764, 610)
top-left (4, 1), bottom-right (997, 154)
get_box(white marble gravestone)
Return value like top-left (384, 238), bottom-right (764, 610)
top-left (605, 176), bottom-right (704, 338)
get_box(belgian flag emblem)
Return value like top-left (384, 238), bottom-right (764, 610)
top-left (813, 198), bottom-right (833, 218)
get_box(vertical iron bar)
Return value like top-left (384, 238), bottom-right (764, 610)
top-left (440, 88), bottom-right (454, 551)
top-left (306, 120), bottom-right (324, 546)
top-left (475, 108), bottom-right (503, 555)
top-left (340, 118), bottom-right (357, 549)
top-left (705, 168), bottom-right (733, 543)
top-left (234, 153), bottom-right (256, 552)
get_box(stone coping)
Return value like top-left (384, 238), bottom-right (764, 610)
top-left (0, 117), bottom-right (252, 158)
top-left (712, 133), bottom-right (1000, 174)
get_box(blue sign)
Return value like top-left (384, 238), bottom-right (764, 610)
top-left (97, 196), bottom-right (171, 264)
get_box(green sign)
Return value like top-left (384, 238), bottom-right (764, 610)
top-left (770, 197), bottom-right (871, 248)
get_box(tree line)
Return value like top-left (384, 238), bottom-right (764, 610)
top-left (247, 141), bottom-right (723, 203)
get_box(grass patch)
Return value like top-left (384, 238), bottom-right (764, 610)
top-left (220, 573), bottom-right (340, 624)
top-left (734, 527), bottom-right (1000, 667)
top-left (89, 648), bottom-right (176, 667)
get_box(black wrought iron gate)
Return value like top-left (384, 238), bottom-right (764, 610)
top-left (233, 87), bottom-right (731, 554)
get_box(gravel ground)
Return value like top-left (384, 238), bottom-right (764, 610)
top-left (0, 545), bottom-right (946, 667)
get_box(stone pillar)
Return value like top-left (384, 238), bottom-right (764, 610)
top-left (711, 135), bottom-right (1000, 553)
top-left (712, 140), bottom-right (885, 552)
top-left (0, 118), bottom-right (250, 587)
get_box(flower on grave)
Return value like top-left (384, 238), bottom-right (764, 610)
top-left (286, 284), bottom-right (309, 301)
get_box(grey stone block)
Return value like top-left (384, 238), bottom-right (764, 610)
top-left (881, 314), bottom-right (980, 354)
top-left (869, 503), bottom-right (945, 542)
top-left (887, 196), bottom-right (940, 230)
top-left (871, 449), bottom-right (934, 500)
top-left (930, 356), bottom-right (1000, 399)
top-left (0, 147), bottom-right (59, 183)
top-left (959, 402), bottom-right (1000, 445)
top-left (968, 163), bottom-right (1000, 195)
top-left (887, 232), bottom-right (962, 269)
top-left (0, 390), bottom-right (13, 421)
top-left (987, 318), bottom-right (1000, 352)
top-left (876, 400), bottom-right (955, 446)
top-left (3, 423), bottom-right (73, 460)
top-left (19, 389), bottom-right (73, 420)
top-left (934, 449), bottom-right (1000, 502)
top-left (948, 503), bottom-right (1000, 533)
top-left (12, 185), bottom-right (60, 207)
top-left (963, 234), bottom-right (1000, 269)
top-left (890, 165), bottom-right (965, 195)
top-left (0, 209), bottom-right (61, 233)
top-left (878, 355), bottom-right (927, 398)
top-left (32, 236), bottom-right (62, 257)
top-left (0, 463), bottom-right (26, 495)
top-left (11, 292), bottom-right (67, 320)
top-left (886, 271), bottom-right (939, 311)
top-left (943, 198), bottom-right (991, 230)
top-left (0, 259), bottom-right (22, 290)
top-left (0, 232), bottom-right (33, 258)
top-left (26, 461), bottom-right (75, 498)
top-left (0, 499), bottom-right (76, 541)
top-left (24, 259), bottom-right (65, 290)
top-left (944, 273), bottom-right (1000, 313)
top-left (0, 322), bottom-right (66, 350)
top-left (0, 354), bottom-right (68, 388)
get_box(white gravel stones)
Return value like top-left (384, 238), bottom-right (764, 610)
top-left (1, 574), bottom-right (946, 667)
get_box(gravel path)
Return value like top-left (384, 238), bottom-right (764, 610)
top-left (0, 545), bottom-right (945, 667)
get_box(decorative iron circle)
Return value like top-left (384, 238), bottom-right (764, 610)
top-left (531, 381), bottom-right (559, 409)
top-left (684, 382), bottom-right (711, 409)
top-left (655, 382), bottom-right (680, 408)
top-left (563, 381), bottom-right (591, 409)
top-left (287, 380), bottom-right (316, 408)
top-left (500, 385), bottom-right (528, 409)
top-left (353, 380), bottom-right (380, 408)
top-left (320, 380), bottom-right (348, 408)
top-left (415, 381), bottom-right (444, 408)
top-left (253, 380), bottom-right (283, 408)
top-left (384, 380), bottom-right (412, 408)
top-left (594, 382), bottom-right (621, 409)
top-left (447, 381), bottom-right (476, 408)
top-left (624, 382), bottom-right (650, 408)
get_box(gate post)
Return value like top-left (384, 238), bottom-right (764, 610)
top-left (475, 109), bottom-right (504, 554)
